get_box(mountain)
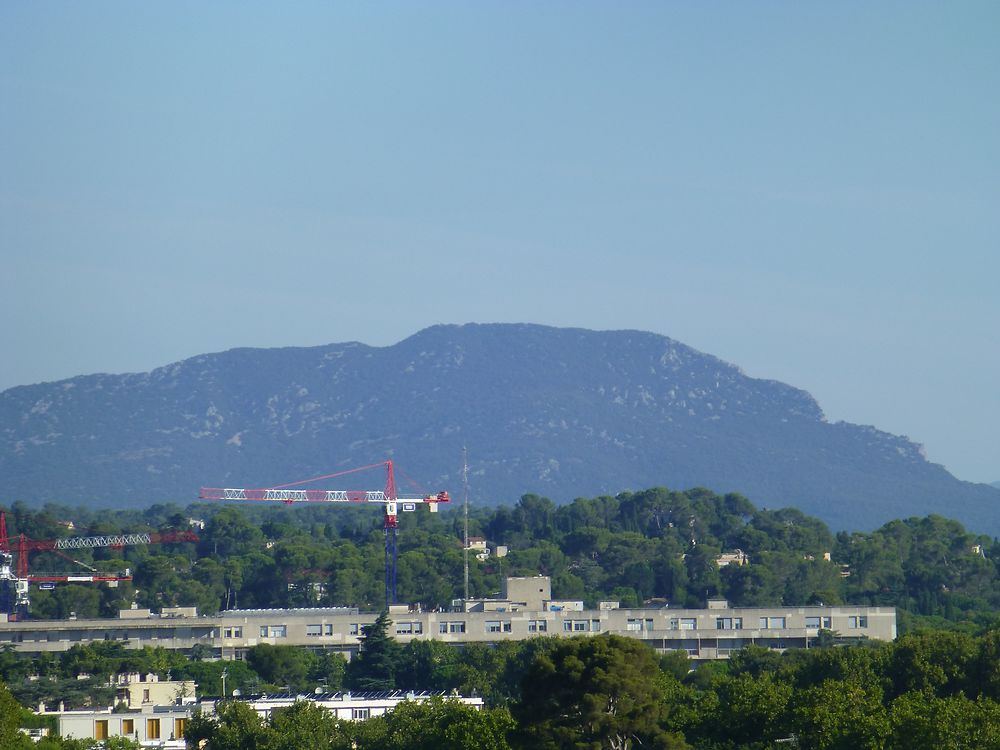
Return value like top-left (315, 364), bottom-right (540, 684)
top-left (2, 323), bottom-right (998, 533)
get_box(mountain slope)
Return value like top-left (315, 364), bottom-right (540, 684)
top-left (2, 323), bottom-right (997, 533)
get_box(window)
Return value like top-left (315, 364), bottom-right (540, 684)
top-left (352, 708), bottom-right (370, 720)
top-left (224, 626), bottom-right (244, 638)
top-left (175, 718), bottom-right (187, 738)
top-left (147, 719), bottom-right (161, 740)
top-left (395, 622), bottom-right (423, 635)
top-left (849, 616), bottom-right (868, 629)
top-left (679, 618), bottom-right (696, 630)
top-left (769, 617), bottom-right (786, 629)
top-left (142, 688), bottom-right (151, 704)
top-left (563, 621), bottom-right (574, 632)
top-left (349, 623), bottom-right (360, 636)
top-left (823, 616), bottom-right (832, 629)
top-left (716, 618), bottom-right (733, 630)
top-left (626, 618), bottom-right (642, 632)
top-left (528, 620), bottom-right (548, 633)
top-left (440, 621), bottom-right (465, 634)
top-left (574, 620), bottom-right (588, 631)
top-left (325, 624), bottom-right (333, 636)
top-left (260, 626), bottom-right (268, 638)
top-left (759, 617), bottom-right (769, 629)
top-left (439, 622), bottom-right (449, 634)
top-left (806, 616), bottom-right (832, 629)
top-left (269, 625), bottom-right (287, 638)
top-left (645, 618), bottom-right (654, 631)
top-left (487, 620), bottom-right (503, 633)
top-left (122, 719), bottom-right (134, 735)
top-left (306, 624), bottom-right (323, 636)
top-left (591, 620), bottom-right (601, 632)
top-left (669, 618), bottom-right (679, 630)
top-left (94, 720), bottom-right (108, 741)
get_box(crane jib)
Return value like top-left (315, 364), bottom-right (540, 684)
top-left (54, 534), bottom-right (153, 549)
top-left (204, 488), bottom-right (445, 504)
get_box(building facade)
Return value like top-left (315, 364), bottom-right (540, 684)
top-left (49, 691), bottom-right (484, 747)
top-left (0, 577), bottom-right (896, 662)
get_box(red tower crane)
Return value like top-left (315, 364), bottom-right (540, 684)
top-left (0, 511), bottom-right (199, 619)
top-left (199, 460), bottom-right (449, 609)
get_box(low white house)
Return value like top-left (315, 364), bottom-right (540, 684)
top-left (44, 691), bottom-right (484, 747)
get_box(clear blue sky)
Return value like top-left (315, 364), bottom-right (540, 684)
top-left (2, 3), bottom-right (997, 483)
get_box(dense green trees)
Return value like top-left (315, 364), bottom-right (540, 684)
top-left (185, 697), bottom-right (514, 750)
top-left (514, 635), bottom-right (687, 749)
top-left (13, 629), bottom-right (1000, 747)
top-left (12, 488), bottom-right (1000, 746)
top-left (7, 486), bottom-right (1000, 629)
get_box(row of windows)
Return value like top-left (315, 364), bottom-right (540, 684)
top-left (4, 613), bottom-right (876, 647)
top-left (564, 620), bottom-right (601, 633)
top-left (305, 624), bottom-right (335, 637)
top-left (92, 717), bottom-right (184, 741)
top-left (712, 617), bottom-right (786, 631)
top-left (629, 618), bottom-right (656, 631)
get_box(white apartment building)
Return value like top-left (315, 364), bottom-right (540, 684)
top-left (0, 577), bottom-right (895, 662)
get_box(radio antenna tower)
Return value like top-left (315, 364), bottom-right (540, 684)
top-left (463, 446), bottom-right (470, 601)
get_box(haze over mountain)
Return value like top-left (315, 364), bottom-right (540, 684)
top-left (1, 324), bottom-right (997, 534)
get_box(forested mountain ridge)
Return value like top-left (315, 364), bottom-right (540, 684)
top-left (2, 323), bottom-right (997, 532)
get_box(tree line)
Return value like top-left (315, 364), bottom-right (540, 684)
top-left (8, 603), bottom-right (1000, 746)
top-left (129, 627), bottom-right (1000, 749)
top-left (3, 486), bottom-right (1000, 629)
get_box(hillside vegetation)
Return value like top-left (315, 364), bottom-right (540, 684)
top-left (3, 485), bottom-right (1000, 629)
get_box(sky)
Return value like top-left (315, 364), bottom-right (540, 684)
top-left (1, 3), bottom-right (997, 484)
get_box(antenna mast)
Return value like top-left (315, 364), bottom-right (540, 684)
top-left (463, 446), bottom-right (470, 601)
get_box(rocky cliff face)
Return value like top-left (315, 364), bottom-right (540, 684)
top-left (2, 323), bottom-right (997, 533)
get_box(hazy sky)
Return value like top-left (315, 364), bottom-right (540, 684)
top-left (2, 3), bottom-right (997, 483)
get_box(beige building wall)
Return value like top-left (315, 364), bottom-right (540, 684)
top-left (0, 600), bottom-right (895, 663)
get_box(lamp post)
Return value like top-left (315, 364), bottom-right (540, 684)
top-left (221, 668), bottom-right (228, 699)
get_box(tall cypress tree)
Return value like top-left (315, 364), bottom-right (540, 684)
top-left (346, 611), bottom-right (401, 692)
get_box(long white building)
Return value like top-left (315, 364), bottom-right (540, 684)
top-left (0, 577), bottom-right (895, 662)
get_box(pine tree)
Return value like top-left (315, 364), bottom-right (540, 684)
top-left (347, 611), bottom-right (401, 692)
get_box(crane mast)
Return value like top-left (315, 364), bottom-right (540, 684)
top-left (199, 460), bottom-right (449, 609)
